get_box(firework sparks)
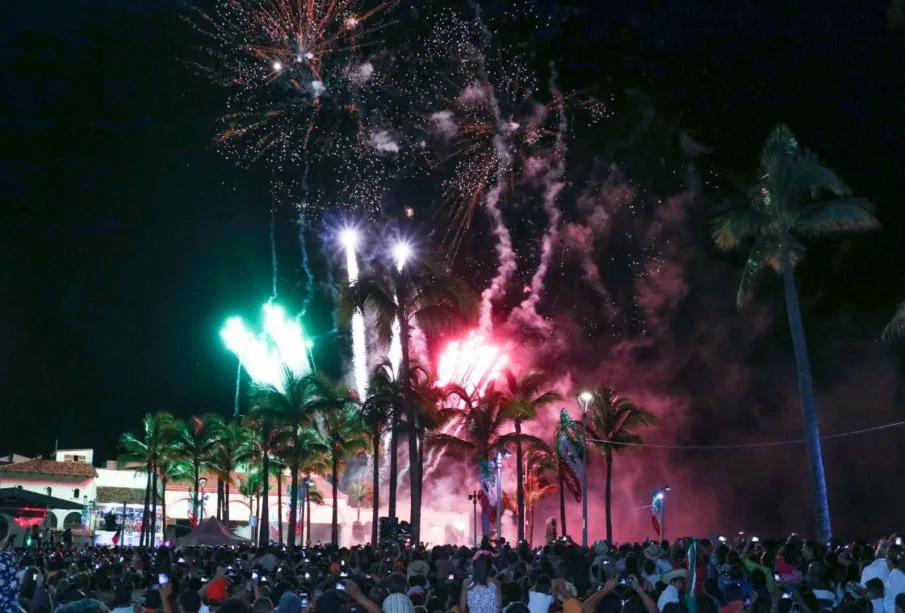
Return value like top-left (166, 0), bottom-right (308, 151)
top-left (221, 303), bottom-right (313, 392)
top-left (191, 0), bottom-right (396, 165)
top-left (341, 228), bottom-right (369, 401)
top-left (435, 330), bottom-right (508, 398)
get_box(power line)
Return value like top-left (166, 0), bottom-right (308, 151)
top-left (588, 419), bottom-right (905, 450)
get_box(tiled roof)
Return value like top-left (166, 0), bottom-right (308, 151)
top-left (96, 486), bottom-right (146, 505)
top-left (0, 459), bottom-right (97, 478)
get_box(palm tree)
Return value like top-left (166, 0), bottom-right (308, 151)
top-left (251, 371), bottom-right (327, 547)
top-left (295, 432), bottom-right (329, 545)
top-left (209, 419), bottom-right (255, 524)
top-left (314, 380), bottom-right (369, 545)
top-left (521, 448), bottom-right (558, 545)
top-left (341, 250), bottom-right (477, 544)
top-left (169, 414), bottom-right (224, 526)
top-left (362, 362), bottom-right (393, 544)
top-left (883, 302), bottom-right (905, 343)
top-left (156, 453), bottom-right (193, 541)
top-left (350, 478), bottom-right (373, 523)
top-left (428, 387), bottom-right (542, 537)
top-left (584, 386), bottom-right (657, 543)
top-left (268, 455), bottom-right (289, 544)
top-left (497, 370), bottom-right (561, 542)
top-left (117, 412), bottom-right (175, 546)
top-left (712, 124), bottom-right (879, 541)
top-left (239, 471), bottom-right (264, 542)
top-left (305, 482), bottom-right (324, 545)
top-left (244, 411), bottom-right (287, 546)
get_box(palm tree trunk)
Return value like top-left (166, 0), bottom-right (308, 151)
top-left (558, 468), bottom-right (566, 539)
top-left (194, 463), bottom-right (200, 526)
top-left (254, 489), bottom-right (260, 542)
top-left (217, 478), bottom-right (224, 520)
top-left (260, 454), bottom-right (270, 546)
top-left (289, 460), bottom-right (299, 548)
top-left (372, 432), bottom-right (380, 545)
top-left (224, 480), bottom-right (230, 524)
top-left (150, 460), bottom-right (158, 545)
top-left (161, 478), bottom-right (168, 542)
top-left (388, 412), bottom-right (398, 520)
top-left (605, 446), bottom-right (613, 543)
top-left (299, 478), bottom-right (307, 546)
top-left (780, 245), bottom-right (832, 541)
top-left (141, 460), bottom-right (152, 547)
top-left (306, 489), bottom-right (312, 545)
top-left (515, 421), bottom-right (525, 542)
top-left (398, 305), bottom-right (421, 546)
top-left (528, 504), bottom-right (534, 546)
top-left (277, 470), bottom-right (284, 545)
top-left (332, 445), bottom-right (340, 545)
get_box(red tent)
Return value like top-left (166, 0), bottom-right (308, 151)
top-left (176, 518), bottom-right (249, 546)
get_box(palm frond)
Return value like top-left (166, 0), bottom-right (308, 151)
top-left (736, 235), bottom-right (782, 308)
top-left (795, 198), bottom-right (880, 237)
top-left (424, 433), bottom-right (475, 453)
top-left (882, 302), bottom-right (905, 344)
top-left (712, 208), bottom-right (770, 250)
top-left (339, 275), bottom-right (397, 349)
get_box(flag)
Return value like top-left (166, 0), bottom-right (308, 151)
top-left (112, 527), bottom-right (122, 545)
top-left (651, 493), bottom-right (664, 537)
top-left (477, 490), bottom-right (496, 525)
top-left (476, 456), bottom-right (497, 524)
top-left (556, 409), bottom-right (584, 503)
top-left (686, 539), bottom-right (699, 613)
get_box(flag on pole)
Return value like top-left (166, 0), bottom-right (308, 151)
top-left (112, 527), bottom-right (122, 545)
top-left (651, 493), bottom-right (664, 537)
top-left (556, 409), bottom-right (584, 503)
top-left (477, 456), bottom-right (497, 524)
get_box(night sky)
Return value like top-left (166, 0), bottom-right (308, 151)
top-left (2, 0), bottom-right (904, 539)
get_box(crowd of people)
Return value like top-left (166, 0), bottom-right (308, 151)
top-left (3, 532), bottom-right (905, 613)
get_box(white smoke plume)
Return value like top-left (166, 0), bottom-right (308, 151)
top-left (351, 61), bottom-right (374, 84)
top-left (370, 130), bottom-right (399, 153)
top-left (430, 111), bottom-right (458, 140)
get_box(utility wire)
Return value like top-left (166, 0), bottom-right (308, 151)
top-left (588, 419), bottom-right (905, 450)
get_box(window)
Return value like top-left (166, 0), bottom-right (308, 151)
top-left (63, 512), bottom-right (82, 529)
top-left (72, 488), bottom-right (80, 499)
top-left (63, 454), bottom-right (85, 463)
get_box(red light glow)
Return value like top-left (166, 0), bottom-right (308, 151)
top-left (436, 331), bottom-right (508, 397)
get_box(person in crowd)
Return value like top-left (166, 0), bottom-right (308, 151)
top-left (657, 569), bottom-right (687, 612)
top-left (460, 555), bottom-right (500, 613)
top-left (382, 574), bottom-right (416, 613)
top-left (885, 545), bottom-right (905, 613)
top-left (864, 542), bottom-right (892, 587)
top-left (527, 575), bottom-right (554, 613)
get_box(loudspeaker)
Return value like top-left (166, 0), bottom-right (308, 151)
top-left (379, 516), bottom-right (398, 540)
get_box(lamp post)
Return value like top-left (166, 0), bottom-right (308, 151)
top-left (652, 485), bottom-right (670, 541)
top-left (495, 449), bottom-right (511, 543)
top-left (467, 491), bottom-right (478, 546)
top-left (577, 392), bottom-right (593, 548)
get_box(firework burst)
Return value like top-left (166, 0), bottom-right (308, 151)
top-left (191, 0), bottom-right (396, 165)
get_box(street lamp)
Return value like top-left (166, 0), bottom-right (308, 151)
top-left (467, 491), bottom-right (479, 546)
top-left (496, 449), bottom-right (512, 543)
top-left (577, 392), bottom-right (593, 548)
top-left (652, 485), bottom-right (670, 541)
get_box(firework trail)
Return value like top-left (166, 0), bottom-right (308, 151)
top-left (340, 229), bottom-right (369, 400)
top-left (298, 158), bottom-right (315, 314)
top-left (234, 360), bottom-right (242, 416)
top-left (507, 70), bottom-right (568, 334)
top-left (271, 201), bottom-right (279, 298)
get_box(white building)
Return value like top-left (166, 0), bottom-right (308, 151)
top-left (0, 448), bottom-right (470, 547)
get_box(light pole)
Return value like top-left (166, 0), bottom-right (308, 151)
top-left (652, 485), bottom-right (670, 541)
top-left (495, 449), bottom-right (511, 543)
top-left (577, 392), bottom-right (593, 548)
top-left (467, 491), bottom-right (478, 546)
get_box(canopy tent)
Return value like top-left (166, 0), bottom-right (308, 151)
top-left (0, 488), bottom-right (84, 512)
top-left (176, 517), bottom-right (249, 546)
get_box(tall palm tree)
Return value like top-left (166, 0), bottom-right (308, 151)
top-left (117, 412), bottom-right (175, 546)
top-left (314, 381), bottom-right (369, 545)
top-left (294, 431), bottom-right (329, 544)
top-left (584, 386), bottom-right (657, 543)
top-left (497, 370), bottom-right (561, 542)
top-left (521, 447), bottom-right (558, 545)
top-left (341, 250), bottom-right (477, 544)
top-left (883, 302), bottom-right (905, 343)
top-left (428, 387), bottom-right (542, 537)
top-left (169, 414), bottom-right (224, 525)
top-left (252, 371), bottom-right (326, 547)
top-left (268, 456), bottom-right (289, 544)
top-left (712, 123), bottom-right (879, 541)
top-left (244, 411), bottom-right (287, 546)
top-left (209, 419), bottom-right (255, 524)
top-left (305, 482), bottom-right (324, 545)
top-left (362, 362), bottom-right (393, 544)
top-left (156, 453), bottom-right (193, 541)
